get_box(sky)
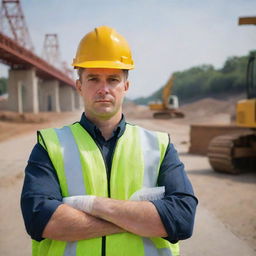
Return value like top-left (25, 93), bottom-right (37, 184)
top-left (1, 0), bottom-right (256, 99)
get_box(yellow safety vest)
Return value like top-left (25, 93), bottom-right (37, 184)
top-left (33, 122), bottom-right (180, 256)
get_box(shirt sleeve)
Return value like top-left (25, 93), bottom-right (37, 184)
top-left (151, 140), bottom-right (198, 243)
top-left (20, 143), bottom-right (63, 241)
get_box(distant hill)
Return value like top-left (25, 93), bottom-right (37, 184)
top-left (133, 51), bottom-right (254, 105)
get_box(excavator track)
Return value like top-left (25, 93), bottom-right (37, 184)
top-left (208, 132), bottom-right (256, 174)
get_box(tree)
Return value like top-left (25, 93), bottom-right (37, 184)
top-left (0, 78), bottom-right (7, 95)
top-left (132, 51), bottom-right (250, 105)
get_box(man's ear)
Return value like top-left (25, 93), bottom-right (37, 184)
top-left (76, 79), bottom-right (82, 95)
top-left (124, 80), bottom-right (130, 92)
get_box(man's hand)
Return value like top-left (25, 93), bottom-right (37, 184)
top-left (129, 186), bottom-right (165, 201)
top-left (63, 195), bottom-right (96, 213)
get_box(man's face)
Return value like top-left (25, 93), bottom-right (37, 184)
top-left (76, 68), bottom-right (129, 120)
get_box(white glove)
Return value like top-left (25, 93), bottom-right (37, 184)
top-left (129, 186), bottom-right (165, 201)
top-left (63, 195), bottom-right (96, 213)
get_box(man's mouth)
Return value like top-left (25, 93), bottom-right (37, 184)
top-left (95, 99), bottom-right (112, 103)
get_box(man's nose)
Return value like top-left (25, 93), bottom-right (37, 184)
top-left (97, 81), bottom-right (110, 95)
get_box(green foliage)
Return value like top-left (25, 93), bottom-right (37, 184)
top-left (134, 52), bottom-right (250, 105)
top-left (0, 77), bottom-right (7, 95)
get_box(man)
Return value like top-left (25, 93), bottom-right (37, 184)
top-left (21, 26), bottom-right (198, 256)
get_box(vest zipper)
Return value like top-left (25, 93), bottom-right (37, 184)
top-left (108, 140), bottom-right (119, 198)
top-left (93, 140), bottom-right (110, 256)
top-left (94, 138), bottom-right (119, 256)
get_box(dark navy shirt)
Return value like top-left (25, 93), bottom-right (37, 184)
top-left (20, 113), bottom-right (198, 243)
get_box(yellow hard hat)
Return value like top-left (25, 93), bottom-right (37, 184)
top-left (72, 26), bottom-right (134, 70)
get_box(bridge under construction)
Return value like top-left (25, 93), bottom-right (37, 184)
top-left (0, 0), bottom-right (81, 113)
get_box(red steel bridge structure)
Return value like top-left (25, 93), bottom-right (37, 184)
top-left (0, 0), bottom-right (75, 87)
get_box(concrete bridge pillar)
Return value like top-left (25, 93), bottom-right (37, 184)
top-left (7, 68), bottom-right (39, 113)
top-left (59, 84), bottom-right (75, 111)
top-left (39, 80), bottom-right (60, 112)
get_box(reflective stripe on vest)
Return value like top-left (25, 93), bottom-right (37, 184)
top-left (138, 127), bottom-right (173, 256)
top-left (143, 238), bottom-right (173, 256)
top-left (35, 123), bottom-right (179, 256)
top-left (55, 126), bottom-right (86, 256)
top-left (139, 127), bottom-right (160, 187)
top-left (55, 126), bottom-right (87, 196)
top-left (63, 242), bottom-right (76, 256)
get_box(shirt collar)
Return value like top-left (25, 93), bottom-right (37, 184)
top-left (79, 112), bottom-right (126, 140)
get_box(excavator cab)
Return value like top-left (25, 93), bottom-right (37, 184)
top-left (208, 51), bottom-right (256, 173)
top-left (168, 95), bottom-right (179, 109)
top-left (247, 52), bottom-right (256, 99)
top-left (236, 51), bottom-right (256, 128)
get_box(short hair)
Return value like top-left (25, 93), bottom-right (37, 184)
top-left (77, 68), bottom-right (85, 82)
top-left (77, 68), bottom-right (129, 82)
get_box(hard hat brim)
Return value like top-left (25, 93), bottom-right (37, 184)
top-left (72, 60), bottom-right (134, 70)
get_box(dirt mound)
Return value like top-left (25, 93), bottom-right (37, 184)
top-left (0, 111), bottom-right (81, 142)
top-left (124, 96), bottom-right (240, 124)
top-left (0, 111), bottom-right (47, 123)
top-left (123, 101), bottom-right (152, 119)
top-left (178, 96), bottom-right (248, 125)
top-left (180, 98), bottom-right (234, 115)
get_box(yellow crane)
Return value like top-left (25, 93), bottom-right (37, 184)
top-left (148, 75), bottom-right (185, 119)
top-left (207, 16), bottom-right (256, 173)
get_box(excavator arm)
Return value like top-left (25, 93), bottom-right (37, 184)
top-left (148, 74), bottom-right (184, 118)
top-left (162, 75), bottom-right (174, 108)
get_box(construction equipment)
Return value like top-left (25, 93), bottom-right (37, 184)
top-left (207, 16), bottom-right (256, 174)
top-left (148, 75), bottom-right (185, 119)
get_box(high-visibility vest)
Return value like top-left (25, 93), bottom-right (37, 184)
top-left (33, 122), bottom-right (180, 256)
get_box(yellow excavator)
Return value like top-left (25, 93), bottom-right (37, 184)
top-left (208, 16), bottom-right (256, 173)
top-left (148, 75), bottom-right (185, 119)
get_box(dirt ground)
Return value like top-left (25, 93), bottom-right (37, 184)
top-left (0, 98), bottom-right (255, 255)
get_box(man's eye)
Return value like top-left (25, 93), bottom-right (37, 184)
top-left (88, 77), bottom-right (98, 81)
top-left (109, 78), bottom-right (119, 82)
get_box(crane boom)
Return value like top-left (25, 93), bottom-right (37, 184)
top-left (238, 16), bottom-right (256, 25)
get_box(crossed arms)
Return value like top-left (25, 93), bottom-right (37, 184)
top-left (21, 142), bottom-right (197, 242)
top-left (43, 197), bottom-right (167, 241)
